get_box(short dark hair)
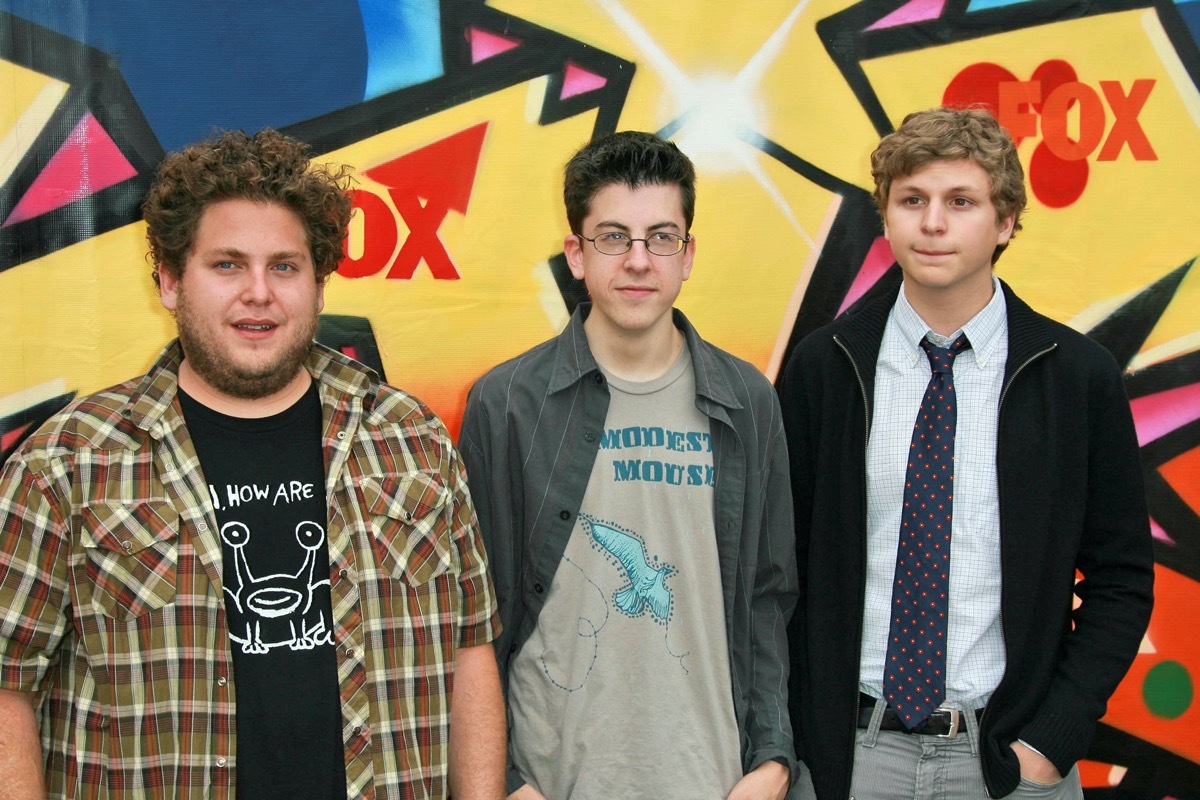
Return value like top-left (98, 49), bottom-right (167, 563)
top-left (871, 107), bottom-right (1027, 263)
top-left (143, 128), bottom-right (354, 290)
top-left (563, 131), bottom-right (696, 234)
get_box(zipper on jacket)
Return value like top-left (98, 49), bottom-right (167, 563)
top-left (986, 341), bottom-right (1057, 798)
top-left (999, 344), bottom-right (1057, 410)
top-left (834, 333), bottom-right (871, 791)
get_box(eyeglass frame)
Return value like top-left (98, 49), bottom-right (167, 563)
top-left (576, 230), bottom-right (692, 257)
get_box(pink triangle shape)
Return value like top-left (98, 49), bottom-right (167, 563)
top-left (4, 112), bottom-right (138, 227)
top-left (561, 61), bottom-right (607, 100)
top-left (1129, 381), bottom-right (1200, 447)
top-left (867, 0), bottom-right (948, 30)
top-left (466, 26), bottom-right (521, 63)
top-left (837, 236), bottom-right (895, 316)
top-left (1150, 516), bottom-right (1176, 545)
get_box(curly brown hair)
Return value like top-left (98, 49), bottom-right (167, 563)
top-left (143, 128), bottom-right (354, 290)
top-left (871, 107), bottom-right (1027, 263)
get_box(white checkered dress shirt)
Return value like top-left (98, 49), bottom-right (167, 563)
top-left (859, 277), bottom-right (1009, 710)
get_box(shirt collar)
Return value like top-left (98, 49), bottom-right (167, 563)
top-left (548, 302), bottom-right (741, 410)
top-left (548, 306), bottom-right (602, 394)
top-left (895, 275), bottom-right (1008, 368)
top-left (124, 339), bottom-right (374, 433)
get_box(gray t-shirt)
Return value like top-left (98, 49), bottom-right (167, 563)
top-left (508, 344), bottom-right (742, 799)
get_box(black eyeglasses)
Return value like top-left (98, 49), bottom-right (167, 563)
top-left (579, 231), bottom-right (691, 256)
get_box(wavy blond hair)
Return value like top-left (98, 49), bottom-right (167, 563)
top-left (871, 107), bottom-right (1026, 263)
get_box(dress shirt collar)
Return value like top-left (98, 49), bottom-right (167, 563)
top-left (123, 339), bottom-right (376, 434)
top-left (894, 275), bottom-right (1008, 369)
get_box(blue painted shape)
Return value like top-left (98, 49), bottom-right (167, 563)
top-left (1177, 0), bottom-right (1200, 53)
top-left (359, 0), bottom-right (443, 99)
top-left (966, 0), bottom-right (1038, 10)
top-left (8, 1), bottom-right (369, 151)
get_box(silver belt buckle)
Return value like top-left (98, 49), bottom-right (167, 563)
top-left (933, 707), bottom-right (960, 739)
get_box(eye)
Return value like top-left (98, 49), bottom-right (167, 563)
top-left (295, 521), bottom-right (325, 550)
top-left (648, 232), bottom-right (678, 244)
top-left (221, 521), bottom-right (250, 547)
top-left (215, 260), bottom-right (237, 270)
top-left (901, 196), bottom-right (924, 206)
top-left (272, 262), bottom-right (298, 273)
top-left (596, 232), bottom-right (629, 245)
top-left (950, 197), bottom-right (974, 207)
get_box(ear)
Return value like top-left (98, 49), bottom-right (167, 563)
top-left (159, 266), bottom-right (180, 311)
top-left (316, 281), bottom-right (325, 314)
top-left (996, 213), bottom-right (1016, 245)
top-left (564, 234), bottom-right (586, 280)
top-left (680, 232), bottom-right (696, 281)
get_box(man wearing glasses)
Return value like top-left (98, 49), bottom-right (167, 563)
top-left (460, 131), bottom-right (798, 800)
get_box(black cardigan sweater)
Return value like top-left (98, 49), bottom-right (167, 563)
top-left (778, 281), bottom-right (1154, 798)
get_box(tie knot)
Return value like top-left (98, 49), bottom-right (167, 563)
top-left (920, 334), bottom-right (970, 375)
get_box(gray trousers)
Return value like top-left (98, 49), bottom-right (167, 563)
top-left (794, 700), bottom-right (1084, 800)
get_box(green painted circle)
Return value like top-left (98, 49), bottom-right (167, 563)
top-left (1143, 661), bottom-right (1193, 719)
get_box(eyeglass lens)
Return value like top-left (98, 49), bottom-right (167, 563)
top-left (591, 232), bottom-right (685, 256)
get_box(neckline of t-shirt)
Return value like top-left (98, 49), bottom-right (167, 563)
top-left (602, 342), bottom-right (692, 396)
top-left (177, 381), bottom-right (321, 433)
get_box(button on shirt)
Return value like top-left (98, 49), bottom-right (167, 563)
top-left (860, 277), bottom-right (1008, 710)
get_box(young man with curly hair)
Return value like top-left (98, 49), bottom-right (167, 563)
top-left (0, 129), bottom-right (505, 799)
top-left (779, 107), bottom-right (1153, 799)
top-left (460, 131), bottom-right (798, 800)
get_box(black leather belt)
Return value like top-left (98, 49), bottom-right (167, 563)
top-left (858, 694), bottom-right (983, 739)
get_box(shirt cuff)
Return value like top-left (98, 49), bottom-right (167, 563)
top-left (1017, 739), bottom-right (1047, 758)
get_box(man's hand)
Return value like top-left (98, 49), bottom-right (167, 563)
top-left (727, 759), bottom-right (789, 800)
top-left (1011, 741), bottom-right (1062, 784)
top-left (507, 784), bottom-right (547, 800)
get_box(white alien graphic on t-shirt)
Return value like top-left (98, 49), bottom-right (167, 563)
top-left (220, 520), bottom-right (333, 654)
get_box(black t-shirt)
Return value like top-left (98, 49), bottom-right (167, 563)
top-left (180, 383), bottom-right (345, 799)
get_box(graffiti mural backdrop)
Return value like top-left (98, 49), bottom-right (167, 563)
top-left (2, 0), bottom-right (1198, 794)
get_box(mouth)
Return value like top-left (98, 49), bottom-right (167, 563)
top-left (232, 321), bottom-right (280, 337)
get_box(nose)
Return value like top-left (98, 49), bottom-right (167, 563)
top-left (240, 266), bottom-right (273, 304)
top-left (624, 239), bottom-right (653, 270)
top-left (921, 204), bottom-right (946, 234)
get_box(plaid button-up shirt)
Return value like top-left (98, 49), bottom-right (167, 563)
top-left (0, 341), bottom-right (500, 799)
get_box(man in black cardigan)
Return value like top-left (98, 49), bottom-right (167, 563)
top-left (779, 107), bottom-right (1153, 799)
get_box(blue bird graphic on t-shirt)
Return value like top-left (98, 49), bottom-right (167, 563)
top-left (584, 517), bottom-right (674, 621)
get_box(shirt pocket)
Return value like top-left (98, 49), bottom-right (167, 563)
top-left (79, 500), bottom-right (180, 619)
top-left (361, 472), bottom-right (452, 585)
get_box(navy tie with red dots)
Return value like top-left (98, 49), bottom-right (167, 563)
top-left (883, 334), bottom-right (970, 730)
